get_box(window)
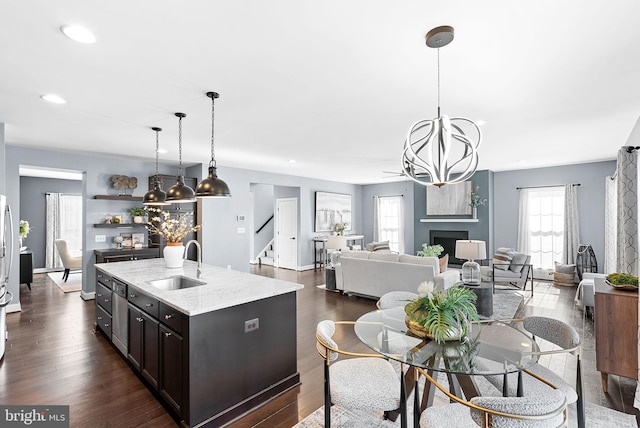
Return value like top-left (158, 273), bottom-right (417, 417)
top-left (518, 187), bottom-right (564, 269)
top-left (375, 196), bottom-right (404, 253)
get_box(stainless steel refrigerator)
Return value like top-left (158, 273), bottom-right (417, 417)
top-left (0, 194), bottom-right (14, 360)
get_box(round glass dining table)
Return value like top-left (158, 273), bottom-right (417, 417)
top-left (354, 306), bottom-right (540, 427)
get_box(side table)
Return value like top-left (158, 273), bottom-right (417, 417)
top-left (462, 282), bottom-right (493, 317)
top-left (20, 249), bottom-right (34, 290)
top-left (325, 266), bottom-right (337, 290)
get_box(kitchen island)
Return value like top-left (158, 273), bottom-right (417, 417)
top-left (94, 258), bottom-right (303, 428)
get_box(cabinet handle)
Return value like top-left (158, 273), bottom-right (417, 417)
top-left (145, 303), bottom-right (153, 308)
top-left (97, 293), bottom-right (103, 297)
top-left (104, 323), bottom-right (110, 327)
top-left (130, 294), bottom-right (136, 298)
top-left (104, 299), bottom-right (110, 302)
top-left (136, 317), bottom-right (143, 322)
top-left (165, 332), bottom-right (172, 337)
top-left (97, 316), bottom-right (103, 320)
top-left (165, 314), bottom-right (174, 320)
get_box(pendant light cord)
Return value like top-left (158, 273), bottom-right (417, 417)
top-left (210, 95), bottom-right (216, 168)
top-left (437, 47), bottom-right (441, 117)
top-left (178, 115), bottom-right (184, 176)
top-left (155, 129), bottom-right (160, 178)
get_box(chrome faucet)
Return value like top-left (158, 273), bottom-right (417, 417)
top-left (183, 240), bottom-right (202, 278)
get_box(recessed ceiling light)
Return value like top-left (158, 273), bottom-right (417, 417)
top-left (41, 94), bottom-right (66, 104)
top-left (60, 25), bottom-right (96, 44)
top-left (157, 148), bottom-right (168, 154)
top-left (475, 120), bottom-right (487, 126)
top-left (288, 159), bottom-right (296, 164)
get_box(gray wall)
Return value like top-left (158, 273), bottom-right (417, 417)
top-left (412, 170), bottom-right (494, 258)
top-left (494, 161), bottom-right (616, 268)
top-left (0, 123), bottom-right (4, 194)
top-left (196, 163), bottom-right (362, 270)
top-left (19, 176), bottom-right (83, 268)
top-left (361, 180), bottom-right (415, 254)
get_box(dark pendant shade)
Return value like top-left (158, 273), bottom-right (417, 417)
top-left (166, 176), bottom-right (196, 203)
top-left (143, 181), bottom-right (169, 206)
top-left (195, 166), bottom-right (231, 198)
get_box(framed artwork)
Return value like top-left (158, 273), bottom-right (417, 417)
top-left (120, 233), bottom-right (133, 248)
top-left (426, 181), bottom-right (472, 215)
top-left (314, 191), bottom-right (352, 232)
top-left (132, 233), bottom-right (145, 248)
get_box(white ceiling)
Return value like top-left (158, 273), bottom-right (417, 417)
top-left (2, 1), bottom-right (639, 185)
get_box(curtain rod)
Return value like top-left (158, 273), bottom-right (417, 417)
top-left (373, 194), bottom-right (404, 198)
top-left (45, 192), bottom-right (82, 196)
top-left (516, 184), bottom-right (581, 190)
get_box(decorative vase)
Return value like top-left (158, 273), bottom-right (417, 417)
top-left (472, 206), bottom-right (477, 219)
top-left (163, 243), bottom-right (185, 268)
top-left (405, 316), bottom-right (464, 342)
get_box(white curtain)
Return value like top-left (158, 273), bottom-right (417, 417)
top-left (373, 196), bottom-right (380, 242)
top-left (562, 184), bottom-right (580, 264)
top-left (516, 189), bottom-right (530, 253)
top-left (604, 176), bottom-right (617, 274)
top-left (46, 193), bottom-right (83, 269)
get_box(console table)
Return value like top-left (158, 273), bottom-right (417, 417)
top-left (312, 235), bottom-right (365, 269)
top-left (595, 279), bottom-right (638, 392)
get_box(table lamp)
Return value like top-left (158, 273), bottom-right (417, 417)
top-left (455, 240), bottom-right (486, 285)
top-left (326, 236), bottom-right (348, 266)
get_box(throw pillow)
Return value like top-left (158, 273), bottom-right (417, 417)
top-left (554, 262), bottom-right (576, 274)
top-left (509, 253), bottom-right (528, 273)
top-left (439, 254), bottom-right (449, 272)
top-left (367, 240), bottom-right (391, 252)
top-left (492, 247), bottom-right (514, 270)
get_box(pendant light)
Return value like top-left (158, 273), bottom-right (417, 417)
top-left (401, 26), bottom-right (482, 187)
top-left (165, 112), bottom-right (196, 203)
top-left (195, 91), bottom-right (231, 198)
top-left (143, 127), bottom-right (170, 206)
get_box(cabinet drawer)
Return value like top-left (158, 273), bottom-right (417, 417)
top-left (128, 287), bottom-right (159, 319)
top-left (96, 304), bottom-right (112, 337)
top-left (96, 271), bottom-right (112, 289)
top-left (96, 282), bottom-right (112, 314)
top-left (159, 302), bottom-right (186, 335)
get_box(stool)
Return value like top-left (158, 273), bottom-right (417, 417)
top-left (463, 282), bottom-right (493, 317)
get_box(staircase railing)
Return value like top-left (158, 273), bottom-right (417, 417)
top-left (256, 214), bottom-right (274, 234)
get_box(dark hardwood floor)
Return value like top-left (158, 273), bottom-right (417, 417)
top-left (0, 268), bottom-right (637, 427)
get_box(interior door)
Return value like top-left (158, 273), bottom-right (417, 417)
top-left (276, 198), bottom-right (297, 270)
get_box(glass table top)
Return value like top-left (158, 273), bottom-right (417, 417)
top-left (354, 306), bottom-right (540, 376)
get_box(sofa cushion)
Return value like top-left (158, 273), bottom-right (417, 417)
top-left (509, 252), bottom-right (528, 273)
top-left (481, 265), bottom-right (522, 279)
top-left (492, 247), bottom-right (514, 270)
top-left (369, 252), bottom-right (399, 262)
top-left (366, 240), bottom-right (391, 252)
top-left (341, 250), bottom-right (370, 259)
top-left (399, 254), bottom-right (439, 275)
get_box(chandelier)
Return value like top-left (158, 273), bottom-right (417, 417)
top-left (401, 26), bottom-right (481, 187)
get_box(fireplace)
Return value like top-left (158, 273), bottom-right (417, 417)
top-left (430, 230), bottom-right (469, 266)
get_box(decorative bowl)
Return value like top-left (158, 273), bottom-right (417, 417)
top-left (605, 280), bottom-right (638, 291)
top-left (405, 317), bottom-right (463, 342)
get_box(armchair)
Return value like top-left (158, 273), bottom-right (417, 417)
top-left (54, 239), bottom-right (82, 282)
top-left (480, 250), bottom-right (533, 296)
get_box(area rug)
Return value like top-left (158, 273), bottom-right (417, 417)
top-left (293, 400), bottom-right (638, 428)
top-left (47, 271), bottom-right (82, 293)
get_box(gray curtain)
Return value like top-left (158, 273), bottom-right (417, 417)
top-left (604, 176), bottom-right (617, 274)
top-left (562, 184), bottom-right (580, 264)
top-left (45, 193), bottom-right (63, 269)
top-left (616, 147), bottom-right (638, 276)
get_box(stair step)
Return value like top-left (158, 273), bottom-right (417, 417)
top-left (265, 250), bottom-right (274, 258)
top-left (260, 257), bottom-right (274, 266)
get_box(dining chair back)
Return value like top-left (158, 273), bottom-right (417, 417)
top-left (54, 239), bottom-right (82, 282)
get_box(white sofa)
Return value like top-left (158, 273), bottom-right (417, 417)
top-left (334, 251), bottom-right (460, 299)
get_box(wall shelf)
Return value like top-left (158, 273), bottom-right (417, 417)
top-left (93, 195), bottom-right (143, 201)
top-left (420, 219), bottom-right (479, 223)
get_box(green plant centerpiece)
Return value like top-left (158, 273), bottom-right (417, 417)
top-left (404, 281), bottom-right (479, 343)
top-left (416, 243), bottom-right (444, 257)
top-left (606, 272), bottom-right (639, 289)
top-left (130, 207), bottom-right (146, 217)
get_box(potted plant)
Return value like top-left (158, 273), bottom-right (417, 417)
top-left (468, 186), bottom-right (487, 219)
top-left (334, 222), bottom-right (348, 236)
top-left (130, 207), bottom-right (147, 224)
top-left (19, 219), bottom-right (30, 249)
top-left (416, 243), bottom-right (444, 257)
top-left (404, 281), bottom-right (479, 343)
top-left (146, 207), bottom-right (202, 268)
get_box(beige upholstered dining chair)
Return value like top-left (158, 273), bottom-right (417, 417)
top-left (417, 367), bottom-right (568, 428)
top-left (54, 239), bottom-right (82, 282)
top-left (316, 320), bottom-right (402, 427)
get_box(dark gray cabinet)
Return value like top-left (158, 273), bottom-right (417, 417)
top-left (95, 272), bottom-right (112, 337)
top-left (159, 324), bottom-right (184, 414)
top-left (94, 247), bottom-right (160, 263)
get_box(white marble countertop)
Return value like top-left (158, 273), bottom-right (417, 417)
top-left (95, 259), bottom-right (303, 316)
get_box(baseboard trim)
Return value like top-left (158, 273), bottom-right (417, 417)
top-left (81, 291), bottom-right (95, 301)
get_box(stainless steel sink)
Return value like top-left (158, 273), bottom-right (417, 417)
top-left (147, 275), bottom-right (206, 291)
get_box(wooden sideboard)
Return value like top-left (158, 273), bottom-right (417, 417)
top-left (595, 279), bottom-right (639, 392)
